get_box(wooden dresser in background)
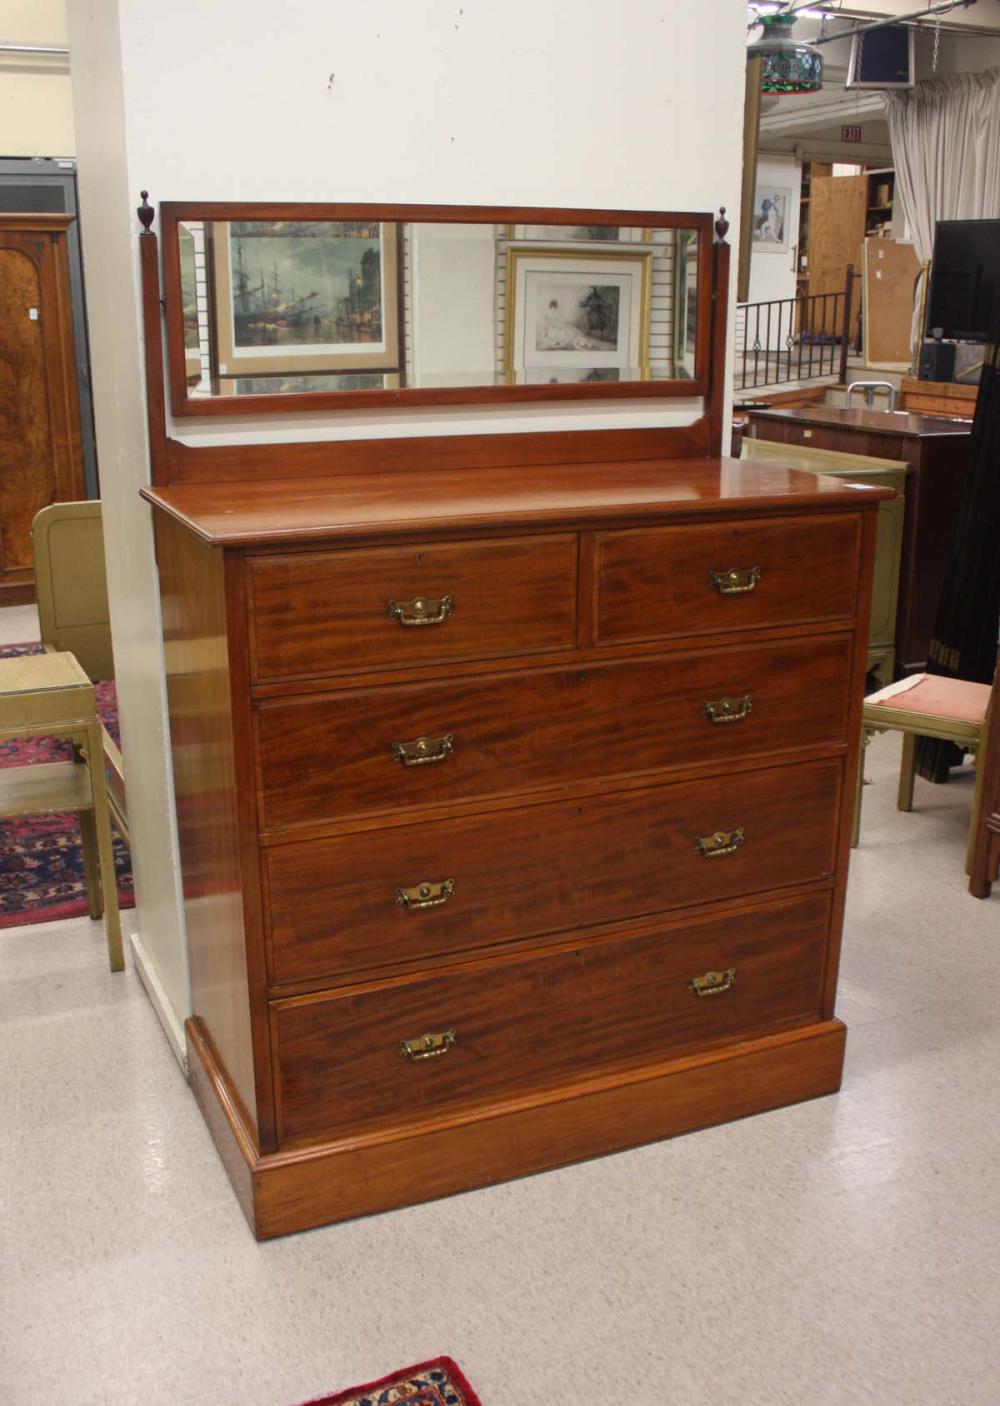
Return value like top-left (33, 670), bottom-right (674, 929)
top-left (746, 406), bottom-right (971, 676)
top-left (138, 201), bottom-right (888, 1238)
top-left (0, 215), bottom-right (85, 604)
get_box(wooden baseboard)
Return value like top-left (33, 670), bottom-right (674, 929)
top-left (187, 1015), bottom-right (847, 1240)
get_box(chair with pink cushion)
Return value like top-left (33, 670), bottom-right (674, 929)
top-left (853, 672), bottom-right (994, 863)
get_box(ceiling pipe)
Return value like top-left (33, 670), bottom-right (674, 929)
top-left (0, 42), bottom-right (70, 56)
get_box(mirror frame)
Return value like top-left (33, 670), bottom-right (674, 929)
top-left (160, 201), bottom-right (715, 418)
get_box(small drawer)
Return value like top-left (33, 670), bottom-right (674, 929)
top-left (270, 890), bottom-right (832, 1145)
top-left (247, 534), bottom-right (578, 683)
top-left (264, 758), bottom-right (841, 985)
top-left (255, 634), bottom-right (853, 831)
top-left (595, 513), bottom-right (862, 647)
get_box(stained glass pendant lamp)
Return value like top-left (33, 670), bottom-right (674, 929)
top-left (749, 12), bottom-right (823, 94)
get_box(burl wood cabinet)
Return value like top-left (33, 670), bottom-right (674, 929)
top-left (139, 202), bottom-right (886, 1238)
top-left (0, 215), bottom-right (85, 604)
top-left (746, 407), bottom-right (971, 676)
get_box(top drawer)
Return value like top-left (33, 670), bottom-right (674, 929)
top-left (247, 535), bottom-right (578, 683)
top-left (595, 513), bottom-right (862, 648)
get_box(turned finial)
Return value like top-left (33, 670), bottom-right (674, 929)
top-left (715, 206), bottom-right (730, 244)
top-left (137, 190), bottom-right (155, 234)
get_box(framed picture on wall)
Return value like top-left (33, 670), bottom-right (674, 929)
top-left (751, 186), bottom-right (792, 253)
top-left (209, 220), bottom-right (400, 374)
top-left (503, 247), bottom-right (653, 380)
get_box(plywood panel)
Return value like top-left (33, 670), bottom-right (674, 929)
top-left (864, 238), bottom-right (921, 367)
top-left (805, 176), bottom-right (866, 337)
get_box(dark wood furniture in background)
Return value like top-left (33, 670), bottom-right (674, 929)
top-left (745, 406), bottom-right (972, 677)
top-left (139, 200), bottom-right (887, 1239)
top-left (0, 214), bottom-right (86, 604)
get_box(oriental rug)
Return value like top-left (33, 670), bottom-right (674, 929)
top-left (296, 1358), bottom-right (482, 1406)
top-left (0, 642), bottom-right (134, 928)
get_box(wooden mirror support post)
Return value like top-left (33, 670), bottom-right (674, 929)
top-left (137, 191), bottom-right (890, 1238)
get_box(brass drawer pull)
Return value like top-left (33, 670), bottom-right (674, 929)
top-left (709, 566), bottom-right (761, 596)
top-left (392, 734), bottom-right (455, 766)
top-left (388, 595), bottom-right (454, 627)
top-left (703, 695), bottom-right (752, 725)
top-left (689, 968), bottom-right (736, 998)
top-left (696, 828), bottom-right (745, 858)
top-left (401, 1029), bottom-right (457, 1061)
top-left (396, 878), bottom-right (456, 910)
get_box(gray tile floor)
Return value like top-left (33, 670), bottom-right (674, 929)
top-left (2, 731), bottom-right (998, 1406)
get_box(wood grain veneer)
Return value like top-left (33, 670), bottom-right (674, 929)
top-left (271, 890), bottom-right (833, 1145)
top-left (594, 512), bottom-right (862, 646)
top-left (248, 534), bottom-right (578, 682)
top-left (154, 513), bottom-right (260, 1136)
top-left (0, 215), bottom-right (85, 601)
top-left (263, 760), bottom-right (841, 987)
top-left (254, 634), bottom-right (853, 832)
top-left (143, 458), bottom-right (882, 546)
top-left (143, 208), bottom-right (888, 1236)
top-left (189, 1012), bottom-right (847, 1239)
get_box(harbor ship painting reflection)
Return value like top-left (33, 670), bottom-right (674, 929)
top-left (229, 221), bottom-right (383, 348)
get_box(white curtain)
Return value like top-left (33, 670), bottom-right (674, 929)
top-left (886, 68), bottom-right (1000, 354)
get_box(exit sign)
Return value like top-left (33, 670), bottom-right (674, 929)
top-left (842, 125), bottom-right (863, 143)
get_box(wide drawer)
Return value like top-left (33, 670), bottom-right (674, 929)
top-left (255, 634), bottom-right (853, 830)
top-left (247, 534), bottom-right (578, 683)
top-left (271, 890), bottom-right (832, 1145)
top-left (595, 513), bottom-right (862, 647)
top-left (264, 758), bottom-right (841, 986)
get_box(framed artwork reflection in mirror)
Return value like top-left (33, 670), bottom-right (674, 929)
top-left (158, 202), bottom-right (714, 416)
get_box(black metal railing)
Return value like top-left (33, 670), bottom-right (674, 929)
top-left (735, 266), bottom-right (860, 392)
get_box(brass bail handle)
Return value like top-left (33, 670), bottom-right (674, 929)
top-left (388, 595), bottom-right (454, 627)
top-left (391, 734), bottom-right (455, 767)
top-left (703, 695), bottom-right (752, 725)
top-left (689, 968), bottom-right (736, 998)
top-left (401, 1029), bottom-right (457, 1061)
top-left (709, 566), bottom-right (761, 596)
top-left (695, 827), bottom-right (745, 859)
top-left (395, 878), bottom-right (456, 910)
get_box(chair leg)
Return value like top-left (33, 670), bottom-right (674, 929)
top-left (78, 809), bottom-right (104, 920)
top-left (965, 743), bottom-right (985, 876)
top-left (897, 732), bottom-right (917, 812)
top-left (83, 720), bottom-right (124, 973)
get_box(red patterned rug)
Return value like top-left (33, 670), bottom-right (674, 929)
top-left (0, 642), bottom-right (134, 928)
top-left (297, 1358), bottom-right (481, 1406)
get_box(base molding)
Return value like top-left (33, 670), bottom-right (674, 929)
top-left (130, 929), bottom-right (188, 1070)
top-left (187, 1015), bottom-right (847, 1240)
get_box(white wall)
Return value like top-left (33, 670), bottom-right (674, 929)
top-left (66, 0), bottom-right (749, 1052)
top-left (0, 0), bottom-right (74, 155)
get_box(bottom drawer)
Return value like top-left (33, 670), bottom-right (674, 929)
top-left (272, 890), bottom-right (832, 1146)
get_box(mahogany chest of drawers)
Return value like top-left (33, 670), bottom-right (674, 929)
top-left (146, 458), bottom-right (883, 1238)
top-left (746, 406), bottom-right (971, 675)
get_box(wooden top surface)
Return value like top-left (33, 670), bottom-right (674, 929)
top-left (142, 457), bottom-right (890, 547)
top-left (0, 651), bottom-right (91, 695)
top-left (747, 406), bottom-right (972, 438)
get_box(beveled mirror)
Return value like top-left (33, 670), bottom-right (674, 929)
top-left (161, 203), bottom-right (714, 416)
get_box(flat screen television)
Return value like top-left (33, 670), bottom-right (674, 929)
top-left (926, 220), bottom-right (1000, 343)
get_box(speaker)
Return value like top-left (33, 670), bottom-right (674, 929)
top-left (919, 339), bottom-right (957, 382)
